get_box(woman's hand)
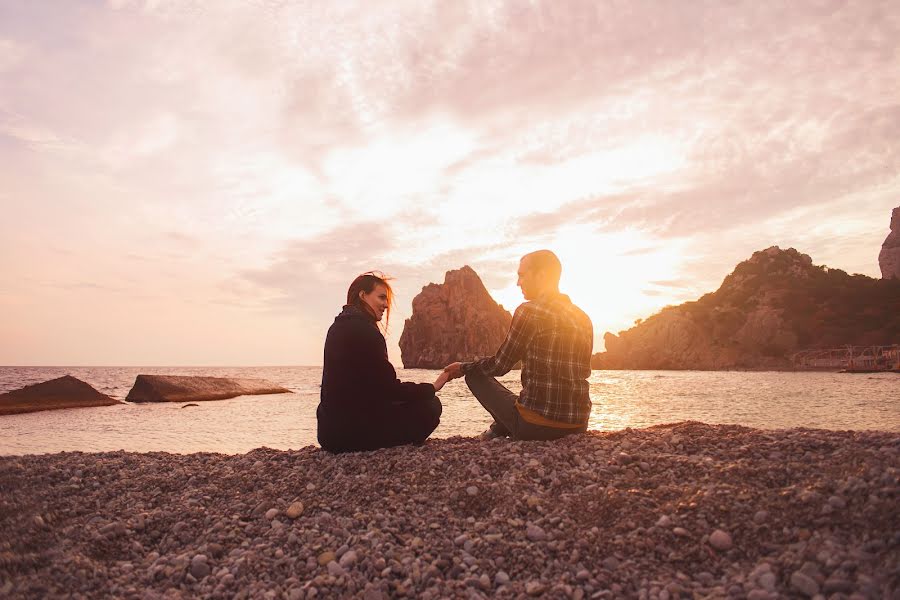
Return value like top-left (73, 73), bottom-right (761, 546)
top-left (432, 370), bottom-right (451, 392)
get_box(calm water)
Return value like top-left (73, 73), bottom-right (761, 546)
top-left (0, 366), bottom-right (897, 456)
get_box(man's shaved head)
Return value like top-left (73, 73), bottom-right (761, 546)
top-left (522, 250), bottom-right (562, 285)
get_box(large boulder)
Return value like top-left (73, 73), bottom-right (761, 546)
top-left (879, 206), bottom-right (900, 279)
top-left (0, 375), bottom-right (120, 415)
top-left (125, 375), bottom-right (292, 403)
top-left (400, 266), bottom-right (512, 369)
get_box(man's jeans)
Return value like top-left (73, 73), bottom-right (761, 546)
top-left (464, 370), bottom-right (587, 441)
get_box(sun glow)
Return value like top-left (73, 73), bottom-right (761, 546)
top-left (491, 225), bottom-right (689, 351)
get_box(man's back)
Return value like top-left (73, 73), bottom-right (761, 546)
top-left (516, 293), bottom-right (593, 424)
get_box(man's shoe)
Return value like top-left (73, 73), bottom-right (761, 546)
top-left (478, 428), bottom-right (503, 441)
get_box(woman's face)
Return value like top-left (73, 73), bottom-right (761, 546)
top-left (360, 284), bottom-right (388, 321)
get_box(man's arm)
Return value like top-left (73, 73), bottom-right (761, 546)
top-left (457, 304), bottom-right (535, 377)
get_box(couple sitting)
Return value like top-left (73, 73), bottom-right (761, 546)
top-left (317, 250), bottom-right (594, 453)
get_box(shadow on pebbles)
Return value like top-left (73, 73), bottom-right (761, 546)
top-left (0, 422), bottom-right (897, 599)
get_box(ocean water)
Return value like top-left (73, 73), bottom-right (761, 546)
top-left (0, 366), bottom-right (897, 456)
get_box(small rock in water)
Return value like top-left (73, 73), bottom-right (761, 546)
top-left (264, 508), bottom-right (279, 520)
top-left (317, 551), bottom-right (335, 566)
top-left (709, 529), bottom-right (733, 551)
top-left (495, 571), bottom-right (510, 585)
top-left (656, 515), bottom-right (672, 528)
top-left (466, 485), bottom-right (479, 496)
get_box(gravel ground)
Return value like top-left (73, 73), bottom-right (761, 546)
top-left (1, 422), bottom-right (897, 599)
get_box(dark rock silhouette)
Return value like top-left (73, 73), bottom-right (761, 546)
top-left (400, 266), bottom-right (512, 369)
top-left (879, 206), bottom-right (900, 279)
top-left (593, 246), bottom-right (900, 370)
top-left (0, 375), bottom-right (120, 415)
top-left (126, 375), bottom-right (292, 403)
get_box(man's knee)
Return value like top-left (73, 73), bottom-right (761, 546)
top-left (464, 370), bottom-right (488, 394)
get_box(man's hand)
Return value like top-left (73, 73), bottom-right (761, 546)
top-left (432, 370), bottom-right (451, 392)
top-left (443, 362), bottom-right (464, 380)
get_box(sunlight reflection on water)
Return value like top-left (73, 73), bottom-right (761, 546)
top-left (0, 367), bottom-right (897, 455)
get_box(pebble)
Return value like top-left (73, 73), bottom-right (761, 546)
top-left (285, 502), bottom-right (304, 519)
top-left (338, 551), bottom-right (357, 568)
top-left (466, 485), bottom-right (479, 496)
top-left (526, 524), bottom-right (547, 542)
top-left (827, 495), bottom-right (846, 509)
top-left (525, 581), bottom-right (545, 596)
top-left (190, 555), bottom-right (210, 580)
top-left (1, 422), bottom-right (895, 599)
top-left (790, 571), bottom-right (820, 597)
top-left (758, 572), bottom-right (776, 591)
top-left (602, 557), bottom-right (619, 571)
top-left (709, 529), bottom-right (733, 551)
top-left (264, 508), bottom-right (279, 520)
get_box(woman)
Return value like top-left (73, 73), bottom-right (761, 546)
top-left (317, 271), bottom-right (448, 453)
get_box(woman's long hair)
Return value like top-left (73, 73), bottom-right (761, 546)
top-left (346, 271), bottom-right (394, 333)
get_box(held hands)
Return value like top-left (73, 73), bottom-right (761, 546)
top-left (443, 362), bottom-right (464, 380)
top-left (433, 362), bottom-right (464, 392)
top-left (432, 370), bottom-right (451, 392)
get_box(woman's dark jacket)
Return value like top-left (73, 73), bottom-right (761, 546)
top-left (317, 305), bottom-right (435, 446)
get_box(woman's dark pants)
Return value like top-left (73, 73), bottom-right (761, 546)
top-left (464, 371), bottom-right (586, 441)
top-left (319, 395), bottom-right (442, 453)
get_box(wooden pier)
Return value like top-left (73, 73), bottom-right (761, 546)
top-left (792, 345), bottom-right (900, 372)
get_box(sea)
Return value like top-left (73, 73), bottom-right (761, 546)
top-left (0, 367), bottom-right (897, 456)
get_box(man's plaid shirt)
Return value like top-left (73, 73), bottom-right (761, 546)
top-left (462, 293), bottom-right (593, 425)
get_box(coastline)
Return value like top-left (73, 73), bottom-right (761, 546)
top-left (1, 422), bottom-right (897, 598)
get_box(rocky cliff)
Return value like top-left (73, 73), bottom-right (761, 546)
top-left (400, 266), bottom-right (512, 369)
top-left (593, 247), bottom-right (900, 370)
top-left (879, 206), bottom-right (900, 279)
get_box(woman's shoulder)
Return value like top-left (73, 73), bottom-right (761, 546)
top-left (328, 307), bottom-right (382, 339)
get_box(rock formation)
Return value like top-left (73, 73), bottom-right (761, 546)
top-left (400, 266), bottom-right (512, 369)
top-left (879, 206), bottom-right (900, 279)
top-left (0, 375), bottom-right (121, 415)
top-left (125, 375), bottom-right (292, 403)
top-left (593, 246), bottom-right (900, 370)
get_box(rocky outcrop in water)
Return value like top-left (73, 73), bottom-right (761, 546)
top-left (1, 423), bottom-right (896, 598)
top-left (400, 266), bottom-right (512, 369)
top-left (0, 375), bottom-right (120, 416)
top-left (879, 206), bottom-right (900, 279)
top-left (593, 246), bottom-right (900, 370)
top-left (125, 375), bottom-right (292, 403)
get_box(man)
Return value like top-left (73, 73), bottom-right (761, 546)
top-left (444, 250), bottom-right (593, 440)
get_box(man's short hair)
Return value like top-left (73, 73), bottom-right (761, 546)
top-left (523, 249), bottom-right (562, 283)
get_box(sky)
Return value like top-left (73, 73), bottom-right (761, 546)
top-left (1, 0), bottom-right (898, 366)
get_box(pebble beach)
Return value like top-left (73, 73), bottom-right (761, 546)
top-left (1, 422), bottom-right (897, 599)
